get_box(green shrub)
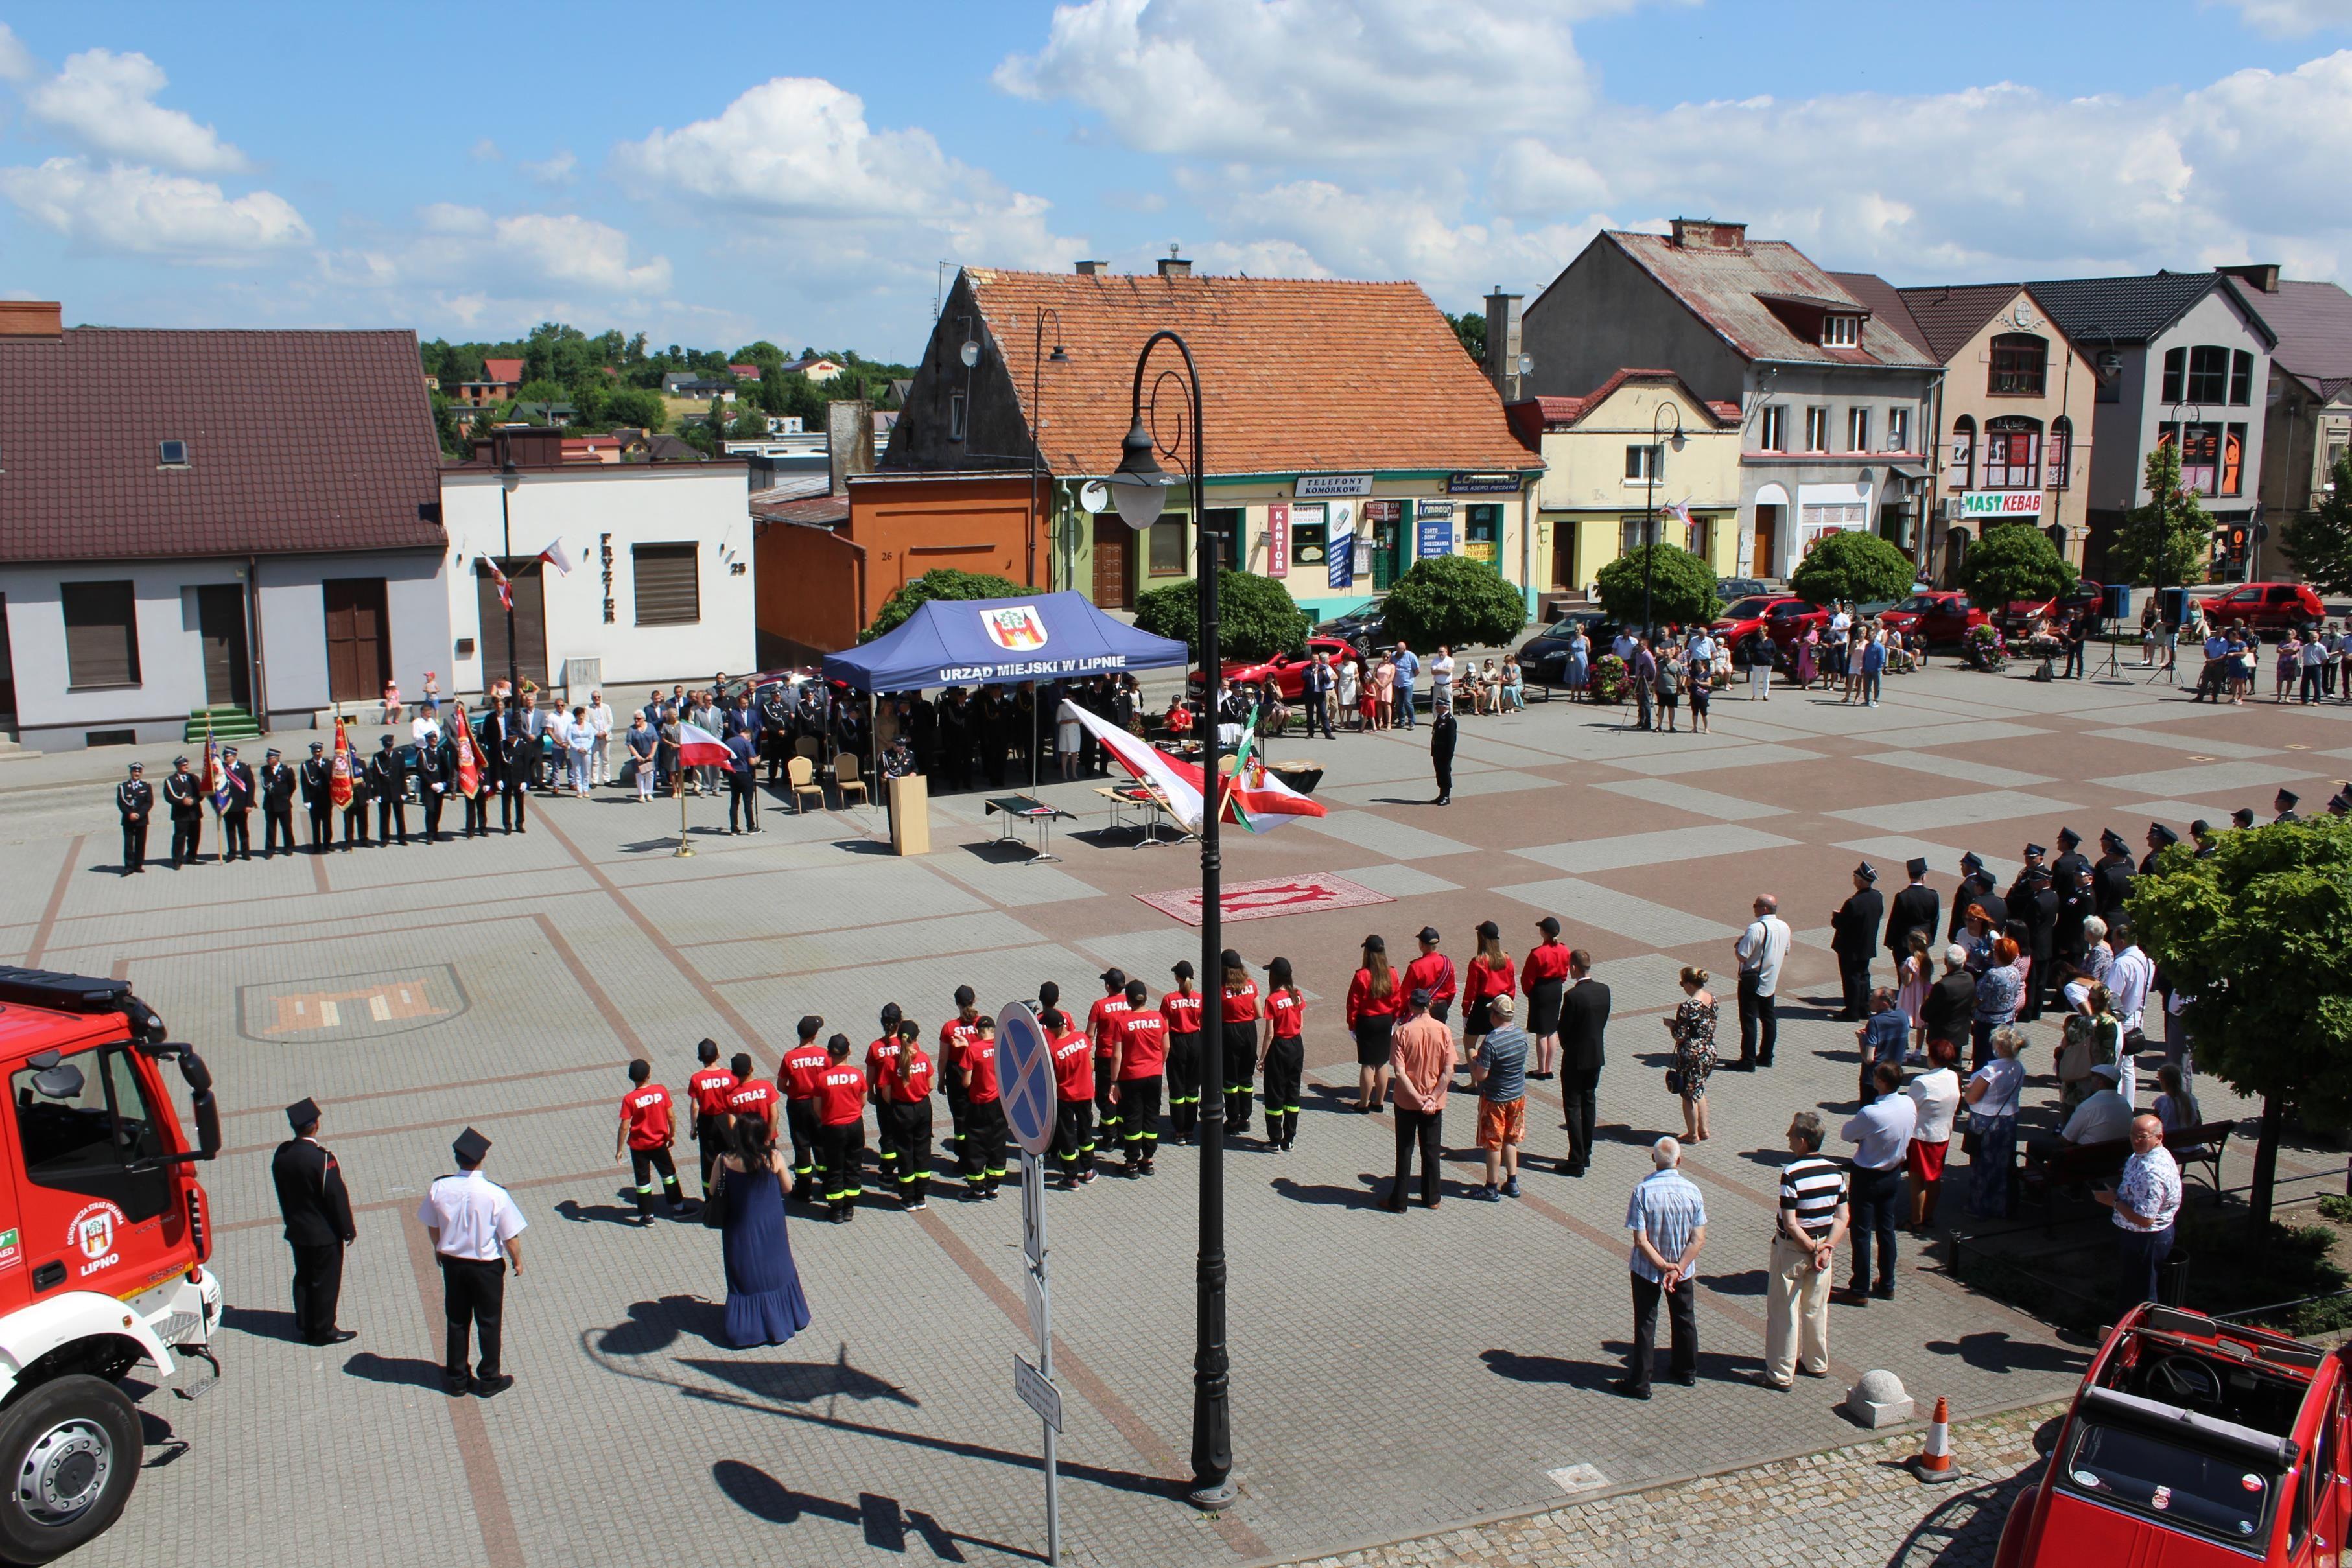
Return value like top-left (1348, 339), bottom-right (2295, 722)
top-left (1380, 553), bottom-right (1529, 649)
top-left (1595, 544), bottom-right (1719, 629)
top-left (1133, 570), bottom-right (1308, 662)
top-left (1789, 530), bottom-right (1915, 606)
top-left (862, 568), bottom-right (1028, 642)
top-left (1958, 524), bottom-right (2075, 612)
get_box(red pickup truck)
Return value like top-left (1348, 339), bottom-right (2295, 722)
top-left (1881, 591), bottom-right (1988, 647)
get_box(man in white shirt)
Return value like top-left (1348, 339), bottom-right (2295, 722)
top-left (2098, 1112), bottom-right (2181, 1320)
top-left (1840, 1062), bottom-right (1916, 1300)
top-left (2059, 1062), bottom-right (2134, 1145)
top-left (2106, 919), bottom-right (2153, 1040)
top-left (586, 691), bottom-right (615, 787)
top-left (410, 699), bottom-right (443, 747)
top-left (1732, 893), bottom-right (1793, 1071)
top-left (1429, 646), bottom-right (1456, 714)
top-left (417, 1127), bottom-right (526, 1397)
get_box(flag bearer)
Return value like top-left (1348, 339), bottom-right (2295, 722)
top-left (814, 1035), bottom-right (867, 1223)
top-left (779, 1015), bottom-right (831, 1203)
top-left (1048, 1005), bottom-right (1096, 1188)
top-left (1112, 979), bottom-right (1169, 1175)
top-left (613, 1060), bottom-right (690, 1224)
top-left (873, 1019), bottom-right (934, 1211)
top-left (686, 1040), bottom-right (737, 1193)
top-left (958, 1015), bottom-right (1007, 1199)
top-left (1260, 957), bottom-right (1306, 1151)
top-left (1160, 961), bottom-right (1205, 1143)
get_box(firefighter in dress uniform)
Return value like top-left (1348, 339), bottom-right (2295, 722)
top-left (498, 700), bottom-right (532, 834)
top-left (259, 747), bottom-right (297, 857)
top-left (369, 735), bottom-right (409, 846)
top-left (2140, 822), bottom-right (2180, 876)
top-left (116, 761), bottom-right (153, 874)
top-left (463, 708), bottom-right (494, 839)
top-left (338, 743), bottom-right (371, 850)
top-left (163, 755), bottom-right (204, 868)
top-left (300, 741), bottom-right (334, 850)
top-left (414, 727), bottom-right (452, 843)
top-left (271, 1097), bottom-right (357, 1345)
top-left (416, 1127), bottom-right (525, 1398)
top-left (218, 745), bottom-right (256, 861)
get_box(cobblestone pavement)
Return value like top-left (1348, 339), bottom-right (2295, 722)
top-left (1, 660), bottom-right (2336, 1565)
top-left (1276, 1401), bottom-right (2065, 1568)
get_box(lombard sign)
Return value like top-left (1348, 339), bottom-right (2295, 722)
top-left (1448, 472), bottom-right (1523, 494)
top-left (1960, 491), bottom-right (2044, 518)
top-left (1295, 474), bottom-right (1373, 498)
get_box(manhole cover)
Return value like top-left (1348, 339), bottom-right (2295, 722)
top-left (1546, 1463), bottom-right (1610, 1496)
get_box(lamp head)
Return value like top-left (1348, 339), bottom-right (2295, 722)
top-left (1106, 419), bottom-right (1173, 532)
top-left (1048, 344), bottom-right (1070, 363)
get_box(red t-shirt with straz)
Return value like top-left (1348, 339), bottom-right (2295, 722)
top-left (1087, 995), bottom-right (1132, 1057)
top-left (1116, 1010), bottom-right (1170, 1080)
top-left (725, 1077), bottom-right (779, 1122)
top-left (620, 1084), bottom-right (674, 1149)
top-left (1160, 989), bottom-right (1204, 1036)
top-left (880, 1051), bottom-right (934, 1105)
top-left (687, 1066), bottom-right (738, 1117)
top-left (1266, 990), bottom-right (1304, 1039)
top-left (941, 1018), bottom-right (982, 1077)
top-left (816, 1064), bottom-right (868, 1127)
top-left (1050, 1029), bottom-right (1093, 1103)
top-left (965, 1036), bottom-right (1002, 1103)
top-left (1221, 979), bottom-right (1260, 1024)
top-left (865, 1035), bottom-right (902, 1084)
top-left (782, 1042), bottom-right (832, 1101)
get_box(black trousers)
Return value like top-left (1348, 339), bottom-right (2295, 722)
top-left (876, 1099), bottom-right (932, 1203)
top-left (1737, 972), bottom-right (1777, 1066)
top-left (696, 1115), bottom-right (726, 1194)
top-left (1052, 1098), bottom-right (1095, 1177)
top-left (1434, 751), bottom-right (1453, 800)
top-left (784, 1099), bottom-right (820, 1193)
top-left (1262, 1035), bottom-right (1303, 1147)
top-left (1848, 1164), bottom-right (1904, 1292)
top-left (263, 806), bottom-right (295, 856)
top-left (377, 797), bottom-right (408, 846)
top-left (170, 816), bottom-right (202, 865)
top-left (465, 791), bottom-right (490, 837)
top-left (628, 1145), bottom-right (683, 1217)
top-left (222, 811), bottom-right (252, 860)
top-left (438, 1255), bottom-right (506, 1381)
top-left (1093, 1055), bottom-right (1120, 1148)
top-left (1627, 1272), bottom-right (1697, 1394)
top-left (421, 793), bottom-right (445, 841)
top-left (288, 1241), bottom-right (344, 1339)
top-left (1116, 1076), bottom-right (1162, 1160)
top-left (729, 776), bottom-right (759, 831)
top-left (1391, 1105), bottom-right (1443, 1205)
top-left (306, 805), bottom-right (331, 848)
top-left (1561, 1066), bottom-right (1601, 1171)
top-left (961, 1099), bottom-right (1007, 1191)
top-left (1223, 1021), bottom-right (1257, 1136)
top-left (1165, 1031), bottom-right (1201, 1140)
top-left (1837, 954), bottom-right (1871, 1020)
top-left (120, 821), bottom-right (148, 871)
top-left (341, 806), bottom-right (368, 847)
top-left (500, 780), bottom-right (528, 831)
top-left (943, 1082), bottom-right (969, 1155)
top-left (817, 1121), bottom-right (864, 1209)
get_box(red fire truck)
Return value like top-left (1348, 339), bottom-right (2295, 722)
top-left (0, 968), bottom-right (220, 1564)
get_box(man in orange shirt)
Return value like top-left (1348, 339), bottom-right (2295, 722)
top-left (1382, 989), bottom-right (1454, 1212)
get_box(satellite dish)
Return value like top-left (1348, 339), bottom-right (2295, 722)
top-left (959, 340), bottom-right (980, 368)
top-left (1516, 353), bottom-right (1534, 376)
top-left (1078, 480), bottom-right (1109, 514)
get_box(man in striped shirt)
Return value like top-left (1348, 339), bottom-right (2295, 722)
top-left (1758, 1111), bottom-right (1848, 1390)
top-left (1613, 1137), bottom-right (1707, 1400)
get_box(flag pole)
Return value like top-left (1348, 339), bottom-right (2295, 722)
top-left (675, 771), bottom-right (693, 857)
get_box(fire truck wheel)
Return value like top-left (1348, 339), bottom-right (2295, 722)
top-left (0, 1375), bottom-right (141, 1565)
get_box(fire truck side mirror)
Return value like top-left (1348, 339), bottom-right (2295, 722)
top-left (25, 1050), bottom-right (84, 1101)
top-left (173, 1047), bottom-right (220, 1160)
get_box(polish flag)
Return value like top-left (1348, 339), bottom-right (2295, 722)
top-left (537, 539), bottom-right (574, 575)
top-left (1057, 700), bottom-right (1324, 834)
top-left (676, 721), bottom-right (732, 768)
top-left (486, 559), bottom-right (513, 612)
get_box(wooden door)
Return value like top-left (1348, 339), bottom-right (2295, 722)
top-left (1551, 521), bottom-right (1576, 590)
top-left (476, 560), bottom-right (548, 687)
top-left (1090, 517), bottom-right (1133, 609)
top-left (195, 583), bottom-right (250, 708)
top-left (1751, 506), bottom-right (1781, 580)
top-left (322, 578), bottom-right (391, 703)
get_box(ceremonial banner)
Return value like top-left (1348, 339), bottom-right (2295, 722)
top-left (450, 700), bottom-right (482, 799)
top-left (203, 727), bottom-right (230, 816)
top-left (329, 717), bottom-right (355, 810)
top-left (1056, 700), bottom-right (1323, 835)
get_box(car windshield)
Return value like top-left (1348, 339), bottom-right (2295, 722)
top-left (1898, 596), bottom-right (1938, 613)
top-left (2061, 1420), bottom-right (2276, 1545)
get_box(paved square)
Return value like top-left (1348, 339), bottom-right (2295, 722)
top-left (0, 660), bottom-right (2333, 1568)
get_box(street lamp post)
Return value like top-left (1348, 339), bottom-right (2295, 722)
top-left (494, 430), bottom-right (523, 707)
top-left (1640, 403), bottom-right (1686, 637)
top-left (1101, 330), bottom-right (1236, 1510)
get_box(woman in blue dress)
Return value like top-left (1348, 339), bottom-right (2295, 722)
top-left (718, 1116), bottom-right (812, 1349)
top-left (1564, 630), bottom-right (1590, 701)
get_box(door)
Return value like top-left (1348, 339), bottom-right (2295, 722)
top-left (5, 1042), bottom-right (181, 1310)
top-left (322, 578), bottom-right (391, 704)
top-left (1372, 504), bottom-right (1405, 591)
top-left (1551, 521), bottom-right (1576, 591)
top-left (475, 560), bottom-right (548, 688)
top-left (1090, 517), bottom-right (1133, 610)
top-left (1751, 505), bottom-right (1782, 581)
top-left (195, 583), bottom-right (250, 708)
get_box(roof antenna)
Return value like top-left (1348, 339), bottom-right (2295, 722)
top-left (1170, 242), bottom-right (1181, 259)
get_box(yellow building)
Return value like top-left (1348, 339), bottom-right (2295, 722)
top-left (1507, 369), bottom-right (1745, 597)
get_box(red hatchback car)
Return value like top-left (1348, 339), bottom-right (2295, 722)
top-left (1997, 1303), bottom-right (2350, 1567)
top-left (1882, 590), bottom-right (1989, 647)
top-left (2200, 582), bottom-right (2328, 635)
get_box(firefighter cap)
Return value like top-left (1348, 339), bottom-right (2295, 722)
top-left (285, 1097), bottom-right (320, 1132)
top-left (452, 1127), bottom-right (492, 1165)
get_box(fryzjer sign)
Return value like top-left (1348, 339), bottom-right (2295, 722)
top-left (1960, 491), bottom-right (2045, 517)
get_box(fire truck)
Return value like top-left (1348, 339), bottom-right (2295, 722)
top-left (0, 968), bottom-right (220, 1565)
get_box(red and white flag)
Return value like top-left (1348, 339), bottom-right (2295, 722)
top-left (537, 539), bottom-right (574, 575)
top-left (1057, 700), bottom-right (1324, 834)
top-left (676, 720), bottom-right (732, 768)
top-left (486, 559), bottom-right (513, 612)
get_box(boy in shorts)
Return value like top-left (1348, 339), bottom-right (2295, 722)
top-left (1472, 995), bottom-right (1531, 1199)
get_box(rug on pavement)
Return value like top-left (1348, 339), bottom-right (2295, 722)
top-left (1136, 871), bottom-right (1394, 926)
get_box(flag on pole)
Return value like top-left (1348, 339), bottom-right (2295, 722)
top-left (486, 559), bottom-right (513, 612)
top-left (1057, 700), bottom-right (1324, 834)
top-left (449, 699), bottom-right (482, 799)
top-left (202, 725), bottom-right (230, 816)
top-left (536, 539), bottom-right (574, 575)
top-left (329, 716), bottom-right (355, 810)
top-left (676, 721), bottom-right (731, 768)
top-left (1664, 500), bottom-right (1693, 545)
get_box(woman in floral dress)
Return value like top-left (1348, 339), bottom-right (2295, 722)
top-left (1664, 965), bottom-right (1718, 1143)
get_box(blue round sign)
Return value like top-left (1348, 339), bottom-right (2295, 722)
top-left (994, 1001), bottom-right (1056, 1156)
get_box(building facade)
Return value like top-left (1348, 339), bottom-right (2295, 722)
top-left (2232, 268), bottom-right (2352, 583)
top-left (1519, 220), bottom-right (1938, 583)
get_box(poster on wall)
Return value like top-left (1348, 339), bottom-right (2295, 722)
top-left (1415, 499), bottom-right (1455, 561)
top-left (1266, 502), bottom-right (1289, 576)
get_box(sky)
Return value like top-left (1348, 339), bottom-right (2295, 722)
top-left (3, 0), bottom-right (2350, 361)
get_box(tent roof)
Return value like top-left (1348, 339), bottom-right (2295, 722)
top-left (823, 591), bottom-right (1188, 693)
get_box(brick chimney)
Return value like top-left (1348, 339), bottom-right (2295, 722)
top-left (1669, 218), bottom-right (1748, 253)
top-left (1074, 259), bottom-right (1109, 277)
top-left (2220, 263), bottom-right (2281, 294)
top-left (1157, 248), bottom-right (1193, 280)
top-left (1484, 286), bottom-right (1524, 402)
top-left (0, 301), bottom-right (64, 338)
top-left (827, 399), bottom-right (874, 497)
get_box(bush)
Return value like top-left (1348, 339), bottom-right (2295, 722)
top-left (1958, 524), bottom-right (2075, 612)
top-left (1380, 554), bottom-right (1529, 650)
top-left (1789, 530), bottom-right (1915, 606)
top-left (1133, 570), bottom-right (1308, 662)
top-left (862, 568), bottom-right (1028, 642)
top-left (1595, 544), bottom-right (1719, 629)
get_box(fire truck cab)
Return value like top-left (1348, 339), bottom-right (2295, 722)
top-left (0, 968), bottom-right (220, 1565)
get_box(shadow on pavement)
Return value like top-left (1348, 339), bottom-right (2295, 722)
top-left (596, 1294), bottom-right (733, 1355)
top-left (685, 1356), bottom-right (921, 1408)
top-left (1699, 1269), bottom-right (1767, 1296)
top-left (219, 1304), bottom-right (306, 1343)
top-left (1269, 1175), bottom-right (1380, 1209)
top-left (342, 1351), bottom-right (449, 1391)
top-left (1924, 1331), bottom-right (2091, 1377)
top-left (711, 1460), bottom-right (1024, 1561)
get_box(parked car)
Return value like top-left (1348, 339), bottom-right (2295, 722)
top-left (1713, 594), bottom-right (1804, 644)
top-left (1994, 1301), bottom-right (2348, 1567)
top-left (1313, 608), bottom-right (1389, 656)
top-left (1881, 591), bottom-right (1988, 648)
top-left (1715, 576), bottom-right (1770, 604)
top-left (2198, 581), bottom-right (2327, 635)
top-left (1515, 613), bottom-right (1627, 684)
top-left (1186, 636), bottom-right (1361, 700)
top-left (1999, 580), bottom-right (2105, 640)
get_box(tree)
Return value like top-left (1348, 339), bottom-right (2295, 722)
top-left (1380, 552), bottom-right (1529, 649)
top-left (2281, 448), bottom-right (2352, 596)
top-left (1134, 570), bottom-right (1308, 662)
top-left (861, 568), bottom-right (1028, 642)
top-left (1448, 310), bottom-right (1487, 367)
top-left (1957, 522), bottom-right (2075, 611)
top-left (1594, 543), bottom-right (1720, 628)
top-left (2108, 441), bottom-right (2215, 588)
top-left (604, 387), bottom-right (666, 434)
top-left (1789, 530), bottom-right (1915, 606)
top-left (428, 392), bottom-right (467, 459)
top-left (2129, 818), bottom-right (2352, 1226)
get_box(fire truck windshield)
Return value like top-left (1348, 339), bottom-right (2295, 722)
top-left (10, 1046), bottom-right (172, 1224)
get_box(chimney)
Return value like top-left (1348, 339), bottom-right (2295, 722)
top-left (1669, 218), bottom-right (1748, 253)
top-left (1484, 287), bottom-right (1525, 402)
top-left (2220, 263), bottom-right (2281, 294)
top-left (1157, 244), bottom-right (1192, 280)
top-left (0, 301), bottom-right (64, 338)
top-left (1074, 259), bottom-right (1109, 277)
top-left (827, 399), bottom-right (875, 497)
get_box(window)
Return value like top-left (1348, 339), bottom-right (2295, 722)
top-left (631, 543), bottom-right (700, 626)
top-left (1822, 314), bottom-right (1860, 347)
top-left (1988, 334), bottom-right (2048, 396)
top-left (1758, 404), bottom-right (1789, 452)
top-left (947, 391), bottom-right (967, 441)
top-left (2230, 349), bottom-right (2254, 406)
top-left (1619, 516), bottom-right (1664, 554)
top-left (156, 439), bottom-right (189, 467)
top-left (1887, 407), bottom-right (1911, 452)
top-left (1686, 515), bottom-right (1712, 561)
top-left (1148, 519), bottom-right (1187, 576)
top-left (2164, 423), bottom-right (2222, 496)
top-left (1950, 416), bottom-right (1976, 489)
top-left (61, 580), bottom-right (140, 688)
top-left (1624, 443), bottom-right (1658, 482)
top-left (2050, 416), bottom-right (2072, 489)
top-left (1804, 406), bottom-right (1829, 452)
top-left (2160, 347), bottom-right (2186, 404)
top-left (1981, 417), bottom-right (2042, 489)
top-left (2225, 422), bottom-right (2246, 495)
top-left (2327, 437), bottom-right (2347, 487)
top-left (11, 1044), bottom-right (171, 1223)
top-left (2187, 345), bottom-right (2229, 404)
top-left (1846, 408), bottom-right (1871, 452)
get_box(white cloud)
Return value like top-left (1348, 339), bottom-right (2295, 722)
top-left (320, 204), bottom-right (672, 298)
top-left (470, 137), bottom-right (502, 162)
top-left (0, 23), bottom-right (36, 84)
top-left (520, 150), bottom-right (576, 185)
top-left (0, 158), bottom-right (309, 259)
top-left (2207, 0), bottom-right (2349, 37)
top-left (25, 48), bottom-right (248, 174)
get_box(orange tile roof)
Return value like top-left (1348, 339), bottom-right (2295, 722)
top-left (483, 357), bottom-right (524, 384)
top-left (962, 268), bottom-right (1541, 479)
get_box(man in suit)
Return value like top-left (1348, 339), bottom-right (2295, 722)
top-left (1830, 863), bottom-right (1884, 1022)
top-left (1559, 950), bottom-right (1611, 1177)
top-left (1302, 651), bottom-right (1336, 740)
top-left (1883, 857), bottom-right (1940, 971)
top-left (300, 740), bottom-right (334, 850)
top-left (1948, 850), bottom-right (2003, 944)
top-left (368, 735), bottom-right (408, 846)
top-left (163, 755), bottom-right (204, 868)
top-left (414, 726), bottom-right (452, 843)
top-left (259, 747), bottom-right (297, 857)
top-left (218, 745), bottom-right (256, 861)
top-left (271, 1097), bottom-right (357, 1346)
top-left (2094, 829), bottom-right (2136, 918)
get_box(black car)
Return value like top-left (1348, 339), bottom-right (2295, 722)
top-left (1314, 608), bottom-right (1388, 657)
top-left (1515, 612), bottom-right (1625, 684)
top-left (1715, 576), bottom-right (1770, 603)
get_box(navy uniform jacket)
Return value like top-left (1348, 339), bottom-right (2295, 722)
top-left (116, 778), bottom-right (154, 823)
top-left (1884, 883), bottom-right (1940, 959)
top-left (222, 762), bottom-right (255, 815)
top-left (271, 1138), bottom-right (356, 1248)
top-left (300, 758), bottom-right (333, 808)
top-left (163, 771), bottom-right (202, 821)
top-left (1830, 888), bottom-right (1883, 963)
top-left (260, 762), bottom-right (296, 811)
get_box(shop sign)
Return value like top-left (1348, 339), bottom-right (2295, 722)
top-left (1417, 516), bottom-right (1453, 559)
top-left (1960, 491), bottom-right (2043, 517)
top-left (1415, 500), bottom-right (1456, 522)
top-left (1266, 502), bottom-right (1289, 576)
top-left (1448, 471), bottom-right (1522, 494)
top-left (1295, 474), bottom-right (1373, 498)
top-left (1361, 499), bottom-right (1402, 522)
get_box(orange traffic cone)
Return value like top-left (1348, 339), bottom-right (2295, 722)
top-left (1913, 1395), bottom-right (1958, 1484)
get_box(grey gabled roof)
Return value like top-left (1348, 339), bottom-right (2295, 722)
top-left (2253, 281), bottom-right (2352, 379)
top-left (2021, 272), bottom-right (2277, 350)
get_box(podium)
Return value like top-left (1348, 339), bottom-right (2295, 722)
top-left (888, 773), bottom-right (930, 856)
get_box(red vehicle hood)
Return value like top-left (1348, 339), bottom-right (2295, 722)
top-left (2026, 1490), bottom-right (2260, 1567)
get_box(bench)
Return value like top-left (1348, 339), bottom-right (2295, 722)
top-left (2019, 1119), bottom-right (2233, 1216)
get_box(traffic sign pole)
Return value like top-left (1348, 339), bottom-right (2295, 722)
top-left (998, 1001), bottom-right (1064, 1565)
top-left (1029, 1150), bottom-right (1060, 1566)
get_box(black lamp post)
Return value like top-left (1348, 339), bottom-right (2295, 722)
top-left (1640, 403), bottom-right (1686, 636)
top-left (1101, 330), bottom-right (1234, 1510)
top-left (496, 432), bottom-right (522, 704)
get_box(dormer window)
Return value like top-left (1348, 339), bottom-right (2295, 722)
top-left (158, 439), bottom-right (190, 467)
top-left (1822, 315), bottom-right (1860, 348)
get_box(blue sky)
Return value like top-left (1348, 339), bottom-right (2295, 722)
top-left (3, 0), bottom-right (2348, 360)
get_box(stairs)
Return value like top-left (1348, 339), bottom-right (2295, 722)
top-left (183, 705), bottom-right (261, 743)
